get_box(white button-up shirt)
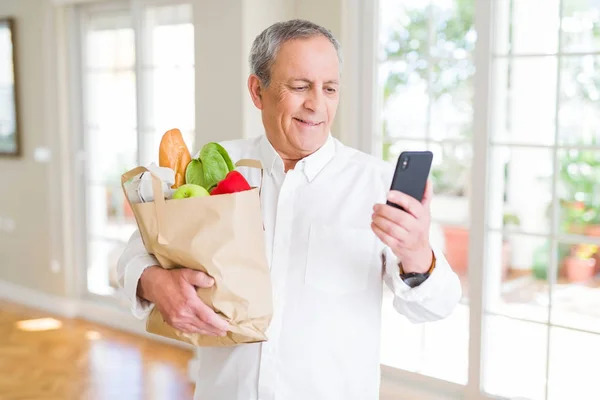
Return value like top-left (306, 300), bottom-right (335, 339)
top-left (117, 134), bottom-right (462, 400)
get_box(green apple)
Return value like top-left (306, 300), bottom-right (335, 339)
top-left (172, 183), bottom-right (210, 199)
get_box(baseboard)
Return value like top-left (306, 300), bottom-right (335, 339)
top-left (0, 279), bottom-right (78, 318)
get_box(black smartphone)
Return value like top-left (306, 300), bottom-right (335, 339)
top-left (387, 150), bottom-right (433, 211)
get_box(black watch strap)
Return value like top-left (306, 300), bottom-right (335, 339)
top-left (400, 271), bottom-right (430, 288)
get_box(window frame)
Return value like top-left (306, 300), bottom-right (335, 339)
top-left (70, 0), bottom-right (195, 307)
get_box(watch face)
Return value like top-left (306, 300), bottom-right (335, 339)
top-left (402, 274), bottom-right (428, 288)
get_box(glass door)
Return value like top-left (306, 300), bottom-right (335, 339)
top-left (378, 0), bottom-right (474, 386)
top-left (76, 1), bottom-right (195, 303)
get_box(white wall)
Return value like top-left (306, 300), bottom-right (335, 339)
top-left (0, 0), bottom-right (67, 298)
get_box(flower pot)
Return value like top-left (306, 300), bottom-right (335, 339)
top-left (585, 225), bottom-right (600, 237)
top-left (564, 256), bottom-right (596, 283)
top-left (442, 225), bottom-right (512, 280)
top-left (443, 226), bottom-right (469, 276)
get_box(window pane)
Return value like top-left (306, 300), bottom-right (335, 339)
top-left (85, 71), bottom-right (137, 130)
top-left (552, 240), bottom-right (600, 334)
top-left (380, 286), bottom-right (470, 385)
top-left (144, 4), bottom-right (194, 67)
top-left (483, 316), bottom-right (548, 400)
top-left (378, 1), bottom-right (470, 387)
top-left (495, 0), bottom-right (561, 55)
top-left (547, 327), bottom-right (600, 400)
top-left (82, 9), bottom-right (139, 300)
top-left (488, 146), bottom-right (553, 234)
top-left (558, 56), bottom-right (600, 146)
top-left (486, 232), bottom-right (550, 324)
top-left (142, 65), bottom-right (195, 134)
top-left (557, 149), bottom-right (600, 235)
top-left (87, 238), bottom-right (129, 296)
top-left (561, 1), bottom-right (600, 53)
top-left (86, 127), bottom-right (137, 184)
top-left (379, 0), bottom-right (430, 61)
top-left (380, 60), bottom-right (429, 141)
top-left (86, 12), bottom-right (134, 69)
top-left (429, 58), bottom-right (474, 141)
top-left (379, 0), bottom-right (429, 142)
top-left (420, 304), bottom-right (469, 384)
top-left (491, 58), bottom-right (558, 146)
top-left (429, 145), bottom-right (471, 279)
top-left (384, 139), bottom-right (429, 165)
top-left (429, 141), bottom-right (471, 198)
top-left (431, 0), bottom-right (476, 59)
top-left (86, 183), bottom-right (137, 242)
top-left (439, 223), bottom-right (470, 278)
top-left (380, 286), bottom-right (425, 373)
top-left (140, 4), bottom-right (195, 161)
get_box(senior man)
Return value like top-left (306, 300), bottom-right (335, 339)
top-left (118, 19), bottom-right (462, 400)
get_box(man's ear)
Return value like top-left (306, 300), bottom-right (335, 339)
top-left (248, 75), bottom-right (264, 110)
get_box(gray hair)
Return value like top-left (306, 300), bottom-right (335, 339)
top-left (249, 19), bottom-right (343, 87)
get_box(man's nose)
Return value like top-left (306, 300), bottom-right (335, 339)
top-left (303, 87), bottom-right (325, 113)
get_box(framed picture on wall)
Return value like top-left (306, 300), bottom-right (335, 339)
top-left (0, 17), bottom-right (20, 157)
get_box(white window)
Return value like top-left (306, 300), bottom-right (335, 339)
top-left (74, 1), bottom-right (194, 299)
top-left (376, 1), bottom-right (600, 399)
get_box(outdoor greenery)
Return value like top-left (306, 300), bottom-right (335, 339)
top-left (380, 1), bottom-right (600, 201)
top-left (558, 143), bottom-right (600, 231)
top-left (380, 0), bottom-right (475, 194)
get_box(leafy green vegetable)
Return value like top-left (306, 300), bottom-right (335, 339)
top-left (212, 142), bottom-right (235, 172)
top-left (184, 142), bottom-right (235, 190)
top-left (185, 158), bottom-right (205, 187)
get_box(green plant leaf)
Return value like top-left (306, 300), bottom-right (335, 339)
top-left (185, 159), bottom-right (205, 187)
top-left (197, 143), bottom-right (234, 190)
top-left (211, 142), bottom-right (235, 172)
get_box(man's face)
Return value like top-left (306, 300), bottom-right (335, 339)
top-left (249, 35), bottom-right (340, 160)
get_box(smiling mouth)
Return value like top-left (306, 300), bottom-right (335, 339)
top-left (294, 117), bottom-right (322, 127)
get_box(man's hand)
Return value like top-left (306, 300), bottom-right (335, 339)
top-left (138, 266), bottom-right (231, 336)
top-left (371, 179), bottom-right (434, 274)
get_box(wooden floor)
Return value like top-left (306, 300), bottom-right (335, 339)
top-left (0, 300), bottom-right (195, 400)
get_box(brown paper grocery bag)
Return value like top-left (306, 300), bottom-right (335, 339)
top-left (120, 159), bottom-right (272, 347)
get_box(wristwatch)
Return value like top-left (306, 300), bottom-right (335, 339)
top-left (399, 251), bottom-right (436, 288)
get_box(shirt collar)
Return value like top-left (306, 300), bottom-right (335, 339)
top-left (259, 133), bottom-right (336, 182)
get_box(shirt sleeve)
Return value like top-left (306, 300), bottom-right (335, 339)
top-left (116, 230), bottom-right (158, 320)
top-left (382, 244), bottom-right (463, 323)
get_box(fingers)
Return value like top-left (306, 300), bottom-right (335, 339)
top-left (168, 301), bottom-right (229, 336)
top-left (164, 268), bottom-right (231, 336)
top-left (386, 190), bottom-right (425, 219)
top-left (371, 222), bottom-right (401, 251)
top-left (183, 269), bottom-right (215, 288)
top-left (371, 214), bottom-right (409, 243)
top-left (177, 322), bottom-right (226, 336)
top-left (374, 203), bottom-right (417, 230)
top-left (192, 299), bottom-right (232, 332)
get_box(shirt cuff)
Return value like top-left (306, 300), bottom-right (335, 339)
top-left (382, 245), bottom-right (450, 303)
top-left (124, 254), bottom-right (158, 320)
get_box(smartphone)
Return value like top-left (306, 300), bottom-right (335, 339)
top-left (387, 150), bottom-right (433, 211)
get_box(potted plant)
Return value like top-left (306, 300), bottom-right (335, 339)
top-left (564, 243), bottom-right (597, 282)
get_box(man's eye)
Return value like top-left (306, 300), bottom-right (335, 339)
top-left (294, 86), bottom-right (308, 91)
top-left (326, 88), bottom-right (337, 94)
